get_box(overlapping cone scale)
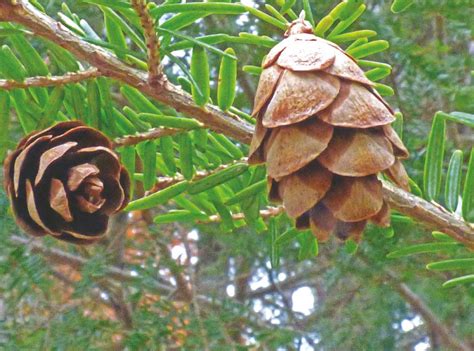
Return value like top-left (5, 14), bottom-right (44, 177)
top-left (249, 18), bottom-right (410, 242)
top-left (3, 121), bottom-right (130, 245)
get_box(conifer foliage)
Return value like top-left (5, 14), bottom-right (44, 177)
top-left (0, 0), bottom-right (472, 349)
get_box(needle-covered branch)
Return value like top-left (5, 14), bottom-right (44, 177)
top-left (0, 0), bottom-right (473, 245)
top-left (382, 181), bottom-right (474, 248)
top-left (0, 0), bottom-right (254, 144)
top-left (9, 234), bottom-right (174, 293)
top-left (0, 68), bottom-right (101, 90)
top-left (113, 127), bottom-right (182, 147)
top-left (147, 158), bottom-right (248, 194)
top-left (201, 206), bottom-right (285, 223)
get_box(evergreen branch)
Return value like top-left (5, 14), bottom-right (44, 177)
top-left (0, 68), bottom-right (101, 90)
top-left (1, 1), bottom-right (473, 245)
top-left (9, 236), bottom-right (309, 340)
top-left (0, 0), bottom-right (253, 142)
top-left (382, 181), bottom-right (474, 248)
top-left (9, 234), bottom-right (175, 294)
top-left (200, 206), bottom-right (285, 223)
top-left (147, 158), bottom-right (248, 194)
top-left (113, 127), bottom-right (182, 147)
top-left (130, 0), bottom-right (162, 83)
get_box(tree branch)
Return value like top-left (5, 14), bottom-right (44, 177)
top-left (0, 68), bottom-right (101, 90)
top-left (1, 0), bottom-right (473, 245)
top-left (113, 127), bottom-right (183, 147)
top-left (0, 0), bottom-right (253, 144)
top-left (385, 269), bottom-right (471, 351)
top-left (200, 206), bottom-right (285, 223)
top-left (382, 181), bottom-right (474, 248)
top-left (9, 235), bottom-right (174, 294)
top-left (9, 234), bottom-right (306, 341)
top-left (147, 158), bottom-right (248, 193)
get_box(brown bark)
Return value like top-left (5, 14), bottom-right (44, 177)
top-left (0, 68), bottom-right (100, 89)
top-left (382, 181), bottom-right (474, 248)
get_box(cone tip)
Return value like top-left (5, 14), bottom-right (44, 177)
top-left (284, 14), bottom-right (313, 37)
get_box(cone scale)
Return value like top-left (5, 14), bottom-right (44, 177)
top-left (249, 17), bottom-right (409, 242)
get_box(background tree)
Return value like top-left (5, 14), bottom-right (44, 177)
top-left (0, 0), bottom-right (472, 350)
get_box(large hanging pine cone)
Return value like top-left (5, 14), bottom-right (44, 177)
top-left (3, 121), bottom-right (130, 244)
top-left (249, 18), bottom-right (410, 242)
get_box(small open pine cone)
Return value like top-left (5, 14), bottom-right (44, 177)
top-left (249, 17), bottom-right (410, 242)
top-left (3, 121), bottom-right (130, 245)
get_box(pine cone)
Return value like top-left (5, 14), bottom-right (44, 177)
top-left (249, 18), bottom-right (410, 242)
top-left (3, 121), bottom-right (130, 245)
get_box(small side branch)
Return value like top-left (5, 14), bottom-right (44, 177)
top-left (200, 206), bottom-right (285, 223)
top-left (131, 0), bottom-right (162, 84)
top-left (9, 235), bottom-right (174, 294)
top-left (147, 158), bottom-right (248, 194)
top-left (113, 127), bottom-right (182, 147)
top-left (0, 68), bottom-right (101, 90)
